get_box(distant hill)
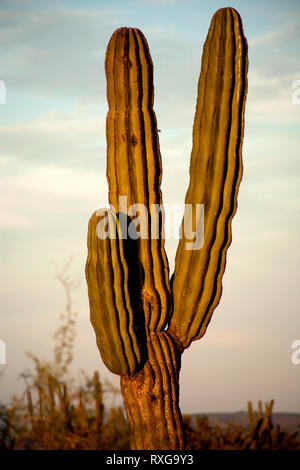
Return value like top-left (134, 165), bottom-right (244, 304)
top-left (188, 412), bottom-right (300, 433)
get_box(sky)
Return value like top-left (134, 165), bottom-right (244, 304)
top-left (0, 0), bottom-right (300, 414)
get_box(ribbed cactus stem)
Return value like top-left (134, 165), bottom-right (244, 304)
top-left (86, 209), bottom-right (145, 375)
top-left (93, 371), bottom-right (104, 435)
top-left (169, 7), bottom-right (248, 349)
top-left (105, 27), bottom-right (171, 332)
top-left (248, 401), bottom-right (254, 431)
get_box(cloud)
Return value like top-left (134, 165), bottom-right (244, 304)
top-left (0, 103), bottom-right (106, 167)
top-left (246, 21), bottom-right (300, 123)
top-left (0, 211), bottom-right (31, 229)
top-left (134, 0), bottom-right (179, 5)
top-left (0, 0), bottom-right (204, 128)
top-left (246, 71), bottom-right (300, 123)
top-left (248, 21), bottom-right (300, 47)
top-left (0, 163), bottom-right (108, 229)
top-left (0, 5), bottom-right (117, 99)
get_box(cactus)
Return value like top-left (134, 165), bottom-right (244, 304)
top-left (86, 7), bottom-right (248, 450)
top-left (247, 399), bottom-right (274, 435)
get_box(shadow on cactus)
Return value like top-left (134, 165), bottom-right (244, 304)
top-left (86, 7), bottom-right (248, 450)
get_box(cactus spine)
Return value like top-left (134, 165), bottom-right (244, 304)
top-left (86, 7), bottom-right (248, 450)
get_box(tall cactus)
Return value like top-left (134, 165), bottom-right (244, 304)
top-left (86, 7), bottom-right (248, 450)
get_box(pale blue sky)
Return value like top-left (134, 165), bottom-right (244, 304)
top-left (0, 0), bottom-right (300, 413)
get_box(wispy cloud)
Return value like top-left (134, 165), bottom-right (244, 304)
top-left (0, 103), bottom-right (106, 166)
top-left (246, 21), bottom-right (300, 123)
top-left (0, 164), bottom-right (108, 229)
top-left (0, 7), bottom-right (116, 98)
top-left (249, 21), bottom-right (300, 47)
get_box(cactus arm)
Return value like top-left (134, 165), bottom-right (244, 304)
top-left (105, 27), bottom-right (171, 332)
top-left (168, 8), bottom-right (248, 349)
top-left (85, 209), bottom-right (144, 375)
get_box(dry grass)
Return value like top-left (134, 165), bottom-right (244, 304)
top-left (1, 262), bottom-right (299, 450)
top-left (183, 400), bottom-right (300, 450)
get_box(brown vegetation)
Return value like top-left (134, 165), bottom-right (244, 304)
top-left (0, 265), bottom-right (299, 450)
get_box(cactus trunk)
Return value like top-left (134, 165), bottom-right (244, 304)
top-left (86, 7), bottom-right (248, 450)
top-left (121, 332), bottom-right (184, 450)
